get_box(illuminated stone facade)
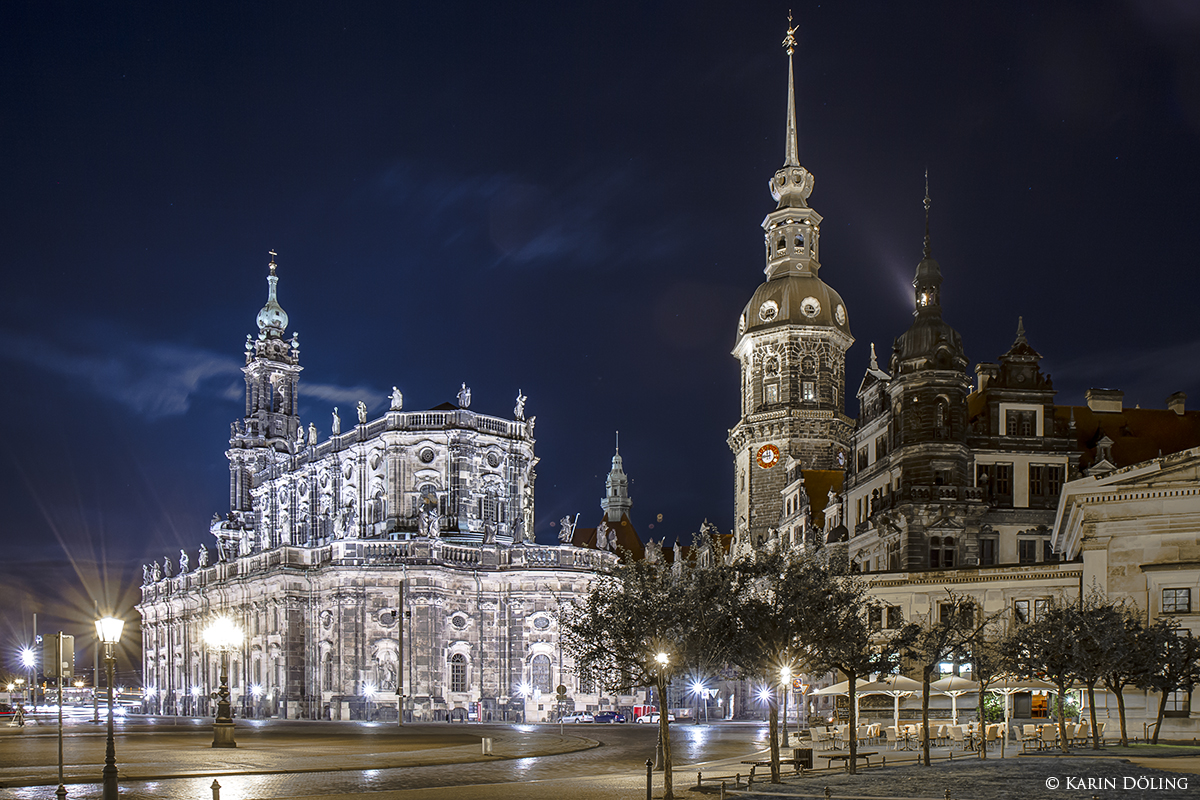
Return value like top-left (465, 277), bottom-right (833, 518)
top-left (137, 259), bottom-right (628, 722)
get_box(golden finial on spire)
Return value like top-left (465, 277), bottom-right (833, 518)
top-left (783, 10), bottom-right (798, 56)
top-left (268, 249), bottom-right (278, 276)
top-left (923, 170), bottom-right (932, 259)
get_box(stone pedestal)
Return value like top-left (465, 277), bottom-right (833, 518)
top-left (212, 722), bottom-right (237, 748)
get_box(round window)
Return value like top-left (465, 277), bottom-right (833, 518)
top-left (419, 447), bottom-right (435, 464)
top-left (800, 297), bottom-right (821, 318)
top-left (533, 617), bottom-right (551, 630)
top-left (378, 609), bottom-right (397, 628)
top-left (835, 304), bottom-right (846, 325)
top-left (451, 615), bottom-right (468, 630)
top-left (759, 300), bottom-right (779, 322)
top-left (487, 452), bottom-right (501, 468)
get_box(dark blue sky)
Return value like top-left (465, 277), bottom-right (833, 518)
top-left (3, 1), bottom-right (1199, 660)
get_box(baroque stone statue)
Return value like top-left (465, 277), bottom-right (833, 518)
top-left (198, 543), bottom-right (209, 568)
top-left (390, 386), bottom-right (403, 410)
top-left (357, 400), bottom-right (368, 424)
top-left (558, 514), bottom-right (577, 543)
top-left (514, 390), bottom-right (527, 421)
top-left (308, 423), bottom-right (318, 445)
top-left (179, 549), bottom-right (189, 574)
top-left (332, 407), bottom-right (341, 436)
top-left (457, 382), bottom-right (471, 408)
top-left (152, 561), bottom-right (162, 582)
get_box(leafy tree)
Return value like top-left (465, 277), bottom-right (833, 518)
top-left (1141, 620), bottom-right (1200, 745)
top-left (899, 591), bottom-right (986, 765)
top-left (796, 553), bottom-right (904, 775)
top-left (960, 621), bottom-right (1013, 760)
top-left (1008, 601), bottom-right (1078, 753)
top-left (1071, 595), bottom-right (1142, 749)
top-left (560, 535), bottom-right (738, 800)
top-left (1098, 607), bottom-right (1154, 747)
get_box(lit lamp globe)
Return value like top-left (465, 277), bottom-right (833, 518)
top-left (203, 616), bottom-right (243, 748)
top-left (94, 615), bottom-right (124, 800)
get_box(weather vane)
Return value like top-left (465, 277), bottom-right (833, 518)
top-left (783, 11), bottom-right (797, 56)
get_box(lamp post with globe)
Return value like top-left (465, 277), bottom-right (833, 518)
top-left (202, 616), bottom-right (243, 748)
top-left (21, 647), bottom-right (36, 709)
top-left (94, 615), bottom-right (125, 800)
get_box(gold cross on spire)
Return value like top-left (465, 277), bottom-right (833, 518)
top-left (268, 249), bottom-right (278, 276)
top-left (783, 11), bottom-right (798, 56)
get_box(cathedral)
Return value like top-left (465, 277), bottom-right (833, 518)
top-left (137, 256), bottom-right (635, 722)
top-left (732, 21), bottom-right (1200, 734)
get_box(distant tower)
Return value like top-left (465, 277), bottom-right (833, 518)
top-left (601, 433), bottom-right (633, 523)
top-left (227, 251), bottom-right (302, 514)
top-left (728, 18), bottom-right (854, 549)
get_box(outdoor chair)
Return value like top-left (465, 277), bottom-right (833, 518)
top-left (1073, 723), bottom-right (1089, 746)
top-left (1095, 722), bottom-right (1106, 744)
top-left (1039, 725), bottom-right (1059, 750)
top-left (868, 723), bottom-right (881, 744)
top-left (886, 726), bottom-right (900, 750)
top-left (948, 725), bottom-right (965, 749)
top-left (984, 724), bottom-right (1002, 750)
top-left (1021, 725), bottom-right (1039, 752)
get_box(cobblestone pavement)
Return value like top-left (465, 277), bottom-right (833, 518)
top-left (0, 716), bottom-right (770, 799)
top-left (710, 753), bottom-right (1198, 800)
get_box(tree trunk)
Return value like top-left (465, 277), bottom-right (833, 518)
top-left (977, 686), bottom-right (987, 760)
top-left (658, 673), bottom-right (673, 800)
top-left (847, 672), bottom-right (858, 775)
top-left (1152, 690), bottom-right (1168, 745)
top-left (1056, 680), bottom-right (1069, 753)
top-left (921, 666), bottom-right (932, 767)
top-left (1087, 682), bottom-right (1100, 750)
top-left (1109, 678), bottom-right (1129, 747)
top-left (769, 692), bottom-right (781, 783)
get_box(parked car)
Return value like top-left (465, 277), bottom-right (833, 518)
top-left (561, 712), bottom-right (594, 723)
top-left (636, 712), bottom-right (675, 724)
top-left (593, 711), bottom-right (626, 723)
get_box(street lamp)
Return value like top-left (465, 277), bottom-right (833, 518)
top-left (21, 647), bottom-right (36, 709)
top-left (779, 665), bottom-right (792, 747)
top-left (95, 615), bottom-right (125, 800)
top-left (250, 683), bottom-right (263, 719)
top-left (202, 615), bottom-right (242, 748)
top-left (190, 685), bottom-right (201, 716)
top-left (363, 682), bottom-right (377, 721)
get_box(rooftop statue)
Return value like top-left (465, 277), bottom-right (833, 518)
top-left (357, 400), bottom-right (368, 425)
top-left (390, 386), bottom-right (403, 410)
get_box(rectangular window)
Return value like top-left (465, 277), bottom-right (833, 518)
top-left (1047, 465), bottom-right (1064, 497)
top-left (857, 448), bottom-right (869, 471)
top-left (1029, 465), bottom-right (1044, 497)
top-left (886, 606), bottom-right (903, 629)
top-left (1043, 539), bottom-right (1057, 562)
top-left (765, 384), bottom-right (779, 404)
top-left (875, 434), bottom-right (888, 460)
top-left (1018, 539), bottom-right (1037, 564)
top-left (1165, 691), bottom-right (1189, 716)
top-left (869, 606), bottom-right (882, 631)
top-left (802, 381), bottom-right (816, 401)
top-left (980, 539), bottom-right (997, 566)
top-left (1034, 598), bottom-right (1050, 619)
top-left (1163, 588), bottom-right (1192, 614)
top-left (1014, 600), bottom-right (1030, 624)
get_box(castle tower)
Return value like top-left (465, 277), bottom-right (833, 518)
top-left (227, 251), bottom-right (302, 513)
top-left (728, 19), bottom-right (854, 548)
top-left (600, 434), bottom-right (633, 523)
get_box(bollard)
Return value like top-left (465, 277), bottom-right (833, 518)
top-left (212, 779), bottom-right (221, 800)
top-left (882, 755), bottom-right (886, 768)
top-left (945, 789), bottom-right (951, 800)
top-left (720, 781), bottom-right (726, 800)
top-left (736, 772), bottom-right (741, 788)
top-left (949, 750), bottom-right (953, 761)
top-left (697, 770), bottom-right (703, 789)
top-left (825, 787), bottom-right (832, 800)
top-left (645, 758), bottom-right (653, 800)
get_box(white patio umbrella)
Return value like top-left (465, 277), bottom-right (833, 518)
top-left (871, 674), bottom-right (924, 731)
top-left (985, 674), bottom-right (1058, 755)
top-left (813, 678), bottom-right (880, 721)
top-left (931, 675), bottom-right (979, 725)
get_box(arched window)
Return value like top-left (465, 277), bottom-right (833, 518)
top-left (531, 654), bottom-right (552, 694)
top-left (777, 237), bottom-right (786, 253)
top-left (449, 653), bottom-right (467, 693)
top-left (794, 234), bottom-right (804, 249)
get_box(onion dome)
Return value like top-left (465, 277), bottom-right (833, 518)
top-left (256, 251), bottom-right (288, 338)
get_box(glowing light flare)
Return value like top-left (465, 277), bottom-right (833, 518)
top-left (191, 686), bottom-right (202, 697)
top-left (362, 682), bottom-right (377, 697)
top-left (203, 616), bottom-right (243, 650)
top-left (250, 683), bottom-right (263, 698)
top-left (95, 616), bottom-right (125, 645)
top-left (655, 651), bottom-right (669, 667)
top-left (755, 686), bottom-right (773, 704)
top-left (21, 647), bottom-right (36, 669)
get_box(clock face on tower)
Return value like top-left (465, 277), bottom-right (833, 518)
top-left (756, 444), bottom-right (781, 469)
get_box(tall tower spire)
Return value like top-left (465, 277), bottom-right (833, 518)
top-left (228, 251), bottom-right (303, 515)
top-left (601, 433), bottom-right (633, 523)
top-left (783, 12), bottom-right (800, 168)
top-left (923, 169), bottom-right (932, 259)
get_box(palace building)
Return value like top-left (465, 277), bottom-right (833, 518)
top-left (136, 257), bottom-right (633, 722)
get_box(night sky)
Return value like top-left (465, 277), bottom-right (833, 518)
top-left (3, 2), bottom-right (1199, 667)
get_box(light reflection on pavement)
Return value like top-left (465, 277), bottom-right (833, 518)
top-left (4, 722), bottom-right (770, 800)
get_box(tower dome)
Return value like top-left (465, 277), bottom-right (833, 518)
top-left (256, 251), bottom-right (289, 338)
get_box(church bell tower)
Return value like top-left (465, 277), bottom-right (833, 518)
top-left (227, 251), bottom-right (302, 513)
top-left (728, 19), bottom-right (854, 549)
